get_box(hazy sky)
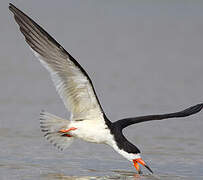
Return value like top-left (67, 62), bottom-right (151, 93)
top-left (1, 0), bottom-right (203, 122)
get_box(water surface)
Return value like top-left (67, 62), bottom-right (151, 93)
top-left (1, 1), bottom-right (203, 179)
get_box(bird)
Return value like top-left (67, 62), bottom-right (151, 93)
top-left (9, 3), bottom-right (203, 174)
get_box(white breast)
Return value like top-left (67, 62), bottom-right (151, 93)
top-left (69, 119), bottom-right (113, 144)
top-left (69, 118), bottom-right (141, 162)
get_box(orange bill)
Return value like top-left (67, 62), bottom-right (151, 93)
top-left (133, 158), bottom-right (153, 174)
top-left (133, 160), bottom-right (142, 174)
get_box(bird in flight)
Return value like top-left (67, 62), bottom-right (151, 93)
top-left (9, 3), bottom-right (203, 174)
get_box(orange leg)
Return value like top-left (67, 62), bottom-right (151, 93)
top-left (59, 127), bottom-right (77, 133)
top-left (64, 134), bottom-right (72, 137)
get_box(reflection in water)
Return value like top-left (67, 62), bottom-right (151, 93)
top-left (41, 172), bottom-right (141, 180)
top-left (41, 171), bottom-right (174, 180)
top-left (42, 173), bottom-right (99, 180)
top-left (41, 172), bottom-right (187, 180)
top-left (41, 169), bottom-right (141, 180)
top-left (40, 169), bottom-right (190, 180)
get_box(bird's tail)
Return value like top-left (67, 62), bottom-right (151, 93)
top-left (40, 110), bottom-right (74, 151)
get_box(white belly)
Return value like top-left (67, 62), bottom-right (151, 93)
top-left (69, 120), bottom-right (113, 144)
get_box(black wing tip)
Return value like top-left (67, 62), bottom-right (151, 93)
top-left (183, 103), bottom-right (203, 115)
top-left (9, 3), bottom-right (23, 18)
top-left (9, 3), bottom-right (14, 7)
top-left (9, 3), bottom-right (17, 12)
top-left (194, 103), bottom-right (203, 109)
top-left (40, 109), bottom-right (45, 116)
top-left (9, 3), bottom-right (68, 53)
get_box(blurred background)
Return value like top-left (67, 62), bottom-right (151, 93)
top-left (0, 0), bottom-right (203, 179)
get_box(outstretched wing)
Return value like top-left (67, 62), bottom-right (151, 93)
top-left (9, 3), bottom-right (104, 121)
top-left (115, 103), bottom-right (203, 129)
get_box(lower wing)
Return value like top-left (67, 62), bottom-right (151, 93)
top-left (115, 103), bottom-right (203, 129)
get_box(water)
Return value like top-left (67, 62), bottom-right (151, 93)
top-left (1, 1), bottom-right (203, 179)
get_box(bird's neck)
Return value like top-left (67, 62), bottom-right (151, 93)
top-left (109, 123), bottom-right (141, 154)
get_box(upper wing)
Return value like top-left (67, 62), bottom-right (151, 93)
top-left (9, 3), bottom-right (104, 120)
top-left (115, 103), bottom-right (203, 129)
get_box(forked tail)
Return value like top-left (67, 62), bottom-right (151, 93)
top-left (40, 110), bottom-right (74, 151)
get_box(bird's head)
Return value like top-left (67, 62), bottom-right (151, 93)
top-left (111, 125), bottom-right (153, 174)
top-left (132, 156), bottom-right (153, 174)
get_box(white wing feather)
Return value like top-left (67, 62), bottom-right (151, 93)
top-left (10, 4), bottom-right (104, 121)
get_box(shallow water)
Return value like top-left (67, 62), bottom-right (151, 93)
top-left (1, 1), bottom-right (203, 179)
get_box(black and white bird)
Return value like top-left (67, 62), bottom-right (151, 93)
top-left (9, 3), bottom-right (203, 174)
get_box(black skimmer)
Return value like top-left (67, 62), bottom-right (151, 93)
top-left (9, 3), bottom-right (203, 174)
